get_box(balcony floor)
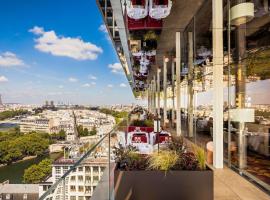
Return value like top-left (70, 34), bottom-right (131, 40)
top-left (214, 167), bottom-right (269, 200)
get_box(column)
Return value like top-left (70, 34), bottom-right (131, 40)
top-left (176, 32), bottom-right (181, 136)
top-left (148, 82), bottom-right (151, 113)
top-left (163, 57), bottom-right (168, 126)
top-left (153, 76), bottom-right (156, 114)
top-left (157, 69), bottom-right (161, 118)
top-left (188, 32), bottom-right (194, 138)
top-left (171, 59), bottom-right (175, 126)
top-left (213, 0), bottom-right (224, 168)
top-left (235, 0), bottom-right (247, 169)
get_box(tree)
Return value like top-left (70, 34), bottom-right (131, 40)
top-left (23, 158), bottom-right (52, 183)
top-left (90, 126), bottom-right (97, 136)
top-left (77, 125), bottom-right (84, 137)
top-left (83, 128), bottom-right (89, 136)
top-left (58, 130), bottom-right (66, 140)
top-left (0, 131), bottom-right (50, 165)
top-left (0, 109), bottom-right (29, 120)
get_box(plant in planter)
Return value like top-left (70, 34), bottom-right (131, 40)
top-left (142, 30), bottom-right (158, 51)
top-left (194, 145), bottom-right (207, 170)
top-left (114, 145), bottom-right (147, 171)
top-left (130, 119), bottom-right (153, 127)
top-left (148, 150), bottom-right (178, 172)
top-left (114, 138), bottom-right (213, 200)
top-left (143, 30), bottom-right (158, 41)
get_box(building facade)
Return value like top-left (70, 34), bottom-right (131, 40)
top-left (97, 0), bottom-right (270, 193)
top-left (0, 184), bottom-right (39, 200)
top-left (39, 158), bottom-right (107, 200)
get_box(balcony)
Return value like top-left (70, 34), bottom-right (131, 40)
top-left (39, 112), bottom-right (269, 200)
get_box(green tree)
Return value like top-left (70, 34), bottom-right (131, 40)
top-left (77, 125), bottom-right (84, 137)
top-left (83, 128), bottom-right (89, 136)
top-left (0, 109), bottom-right (29, 120)
top-left (0, 131), bottom-right (50, 165)
top-left (58, 130), bottom-right (66, 140)
top-left (23, 158), bottom-right (52, 183)
top-left (23, 159), bottom-right (52, 183)
top-left (90, 126), bottom-right (97, 136)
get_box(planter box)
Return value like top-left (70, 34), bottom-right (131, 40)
top-left (114, 168), bottom-right (213, 200)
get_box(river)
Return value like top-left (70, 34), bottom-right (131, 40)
top-left (0, 152), bottom-right (62, 184)
top-left (0, 122), bottom-right (18, 131)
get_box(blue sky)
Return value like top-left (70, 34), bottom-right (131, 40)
top-left (0, 0), bottom-right (135, 105)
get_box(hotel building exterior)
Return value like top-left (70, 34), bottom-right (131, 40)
top-left (96, 0), bottom-right (270, 193)
top-left (39, 1), bottom-right (270, 199)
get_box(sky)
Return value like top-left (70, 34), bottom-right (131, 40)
top-left (0, 0), bottom-right (136, 105)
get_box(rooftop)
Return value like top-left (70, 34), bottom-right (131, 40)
top-left (0, 184), bottom-right (39, 194)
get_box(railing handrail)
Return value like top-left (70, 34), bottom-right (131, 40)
top-left (39, 123), bottom-right (122, 200)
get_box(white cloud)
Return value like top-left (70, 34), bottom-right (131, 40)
top-left (0, 76), bottom-right (8, 82)
top-left (88, 74), bottom-right (97, 80)
top-left (82, 83), bottom-right (91, 87)
top-left (0, 52), bottom-right (25, 67)
top-left (82, 82), bottom-right (96, 87)
top-left (68, 77), bottom-right (78, 83)
top-left (29, 26), bottom-right (103, 60)
top-left (58, 85), bottom-right (64, 89)
top-left (108, 63), bottom-right (124, 74)
top-left (99, 24), bottom-right (108, 33)
top-left (107, 84), bottom-right (114, 88)
top-left (99, 24), bottom-right (111, 41)
top-left (120, 83), bottom-right (127, 88)
top-left (29, 26), bottom-right (45, 35)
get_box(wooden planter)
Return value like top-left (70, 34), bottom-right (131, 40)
top-left (114, 168), bottom-right (213, 200)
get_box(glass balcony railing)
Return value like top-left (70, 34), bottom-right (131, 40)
top-left (39, 120), bottom-right (128, 200)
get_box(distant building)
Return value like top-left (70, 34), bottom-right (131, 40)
top-left (0, 184), bottom-right (39, 200)
top-left (20, 117), bottom-right (54, 133)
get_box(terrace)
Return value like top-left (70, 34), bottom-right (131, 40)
top-left (39, 0), bottom-right (270, 199)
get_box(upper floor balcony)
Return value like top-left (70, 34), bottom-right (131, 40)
top-left (39, 108), bottom-right (269, 200)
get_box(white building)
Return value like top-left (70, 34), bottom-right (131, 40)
top-left (20, 117), bottom-right (54, 133)
top-left (39, 157), bottom-right (107, 200)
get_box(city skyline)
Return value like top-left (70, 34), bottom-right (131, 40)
top-left (0, 0), bottom-right (135, 105)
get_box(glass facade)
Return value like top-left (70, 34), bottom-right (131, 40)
top-left (180, 0), bottom-right (270, 192)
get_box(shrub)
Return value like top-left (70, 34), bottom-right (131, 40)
top-left (180, 152), bottom-right (198, 171)
top-left (114, 145), bottom-right (147, 171)
top-left (194, 146), bottom-right (206, 170)
top-left (148, 151), bottom-right (178, 172)
top-left (23, 158), bottom-right (52, 183)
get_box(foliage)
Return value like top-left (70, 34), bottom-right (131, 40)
top-left (115, 137), bottom-right (206, 172)
top-left (194, 146), bottom-right (206, 170)
top-left (114, 145), bottom-right (147, 171)
top-left (143, 31), bottom-right (158, 41)
top-left (0, 109), bottom-right (29, 120)
top-left (168, 136), bottom-right (186, 154)
top-left (51, 130), bottom-right (66, 141)
top-left (100, 108), bottom-right (128, 120)
top-left (77, 125), bottom-right (97, 137)
top-left (23, 158), bottom-right (52, 183)
top-left (246, 48), bottom-right (270, 80)
top-left (99, 108), bottom-right (128, 125)
top-left (131, 119), bottom-right (153, 127)
top-left (179, 152), bottom-right (198, 171)
top-left (0, 130), bottom-right (49, 164)
top-left (148, 151), bottom-right (178, 172)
